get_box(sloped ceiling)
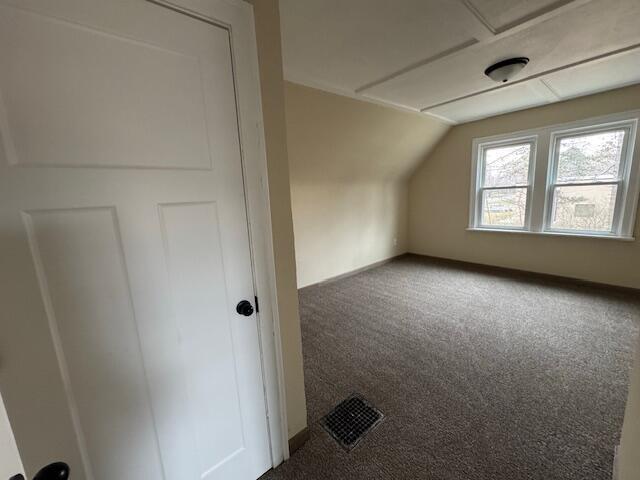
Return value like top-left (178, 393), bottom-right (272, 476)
top-left (285, 82), bottom-right (450, 184)
top-left (280, 0), bottom-right (640, 124)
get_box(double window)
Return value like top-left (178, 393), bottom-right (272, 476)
top-left (470, 112), bottom-right (640, 239)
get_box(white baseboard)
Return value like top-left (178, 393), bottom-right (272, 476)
top-left (613, 445), bottom-right (620, 480)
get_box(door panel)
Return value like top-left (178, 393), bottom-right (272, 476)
top-left (0, 4), bottom-right (211, 169)
top-left (159, 202), bottom-right (246, 478)
top-left (0, 1), bottom-right (271, 479)
top-left (24, 207), bottom-right (164, 479)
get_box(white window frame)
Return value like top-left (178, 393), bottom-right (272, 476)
top-left (471, 136), bottom-right (537, 231)
top-left (544, 121), bottom-right (636, 236)
top-left (469, 110), bottom-right (640, 240)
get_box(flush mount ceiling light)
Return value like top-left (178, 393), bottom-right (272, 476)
top-left (484, 57), bottom-right (529, 83)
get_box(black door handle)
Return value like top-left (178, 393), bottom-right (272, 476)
top-left (9, 461), bottom-right (70, 480)
top-left (236, 300), bottom-right (254, 316)
top-left (33, 462), bottom-right (69, 480)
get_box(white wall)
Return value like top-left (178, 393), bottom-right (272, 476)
top-left (0, 391), bottom-right (23, 479)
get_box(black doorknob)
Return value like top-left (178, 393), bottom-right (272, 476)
top-left (236, 300), bottom-right (254, 316)
top-left (33, 462), bottom-right (70, 480)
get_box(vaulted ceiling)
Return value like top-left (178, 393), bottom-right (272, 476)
top-left (279, 0), bottom-right (640, 124)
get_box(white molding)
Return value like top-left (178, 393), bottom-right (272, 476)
top-left (537, 78), bottom-right (562, 101)
top-left (420, 42), bottom-right (640, 113)
top-left (357, 0), bottom-right (593, 95)
top-left (146, 0), bottom-right (289, 467)
top-left (466, 228), bottom-right (635, 242)
top-left (460, 0), bottom-right (497, 36)
top-left (462, 0), bottom-right (582, 36)
top-left (282, 0), bottom-right (613, 125)
top-left (227, 1), bottom-right (290, 464)
top-left (354, 39), bottom-right (479, 95)
top-left (284, 71), bottom-right (456, 125)
top-left (469, 110), bottom-right (640, 240)
top-left (282, 0), bottom-right (634, 123)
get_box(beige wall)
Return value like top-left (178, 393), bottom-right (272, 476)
top-left (285, 82), bottom-right (449, 287)
top-left (248, 0), bottom-right (307, 439)
top-left (620, 334), bottom-right (640, 480)
top-left (408, 83), bottom-right (640, 478)
top-left (409, 84), bottom-right (640, 289)
top-left (250, 0), bottom-right (640, 455)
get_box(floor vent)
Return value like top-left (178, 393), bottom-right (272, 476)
top-left (320, 394), bottom-right (384, 451)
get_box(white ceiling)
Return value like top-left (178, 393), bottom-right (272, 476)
top-left (279, 0), bottom-right (640, 124)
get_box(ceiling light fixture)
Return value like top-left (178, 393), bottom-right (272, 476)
top-left (484, 57), bottom-right (529, 83)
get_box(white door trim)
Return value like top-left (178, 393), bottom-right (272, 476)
top-left (145, 0), bottom-right (289, 467)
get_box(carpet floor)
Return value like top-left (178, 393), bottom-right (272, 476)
top-left (260, 254), bottom-right (639, 480)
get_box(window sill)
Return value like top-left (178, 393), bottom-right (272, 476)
top-left (466, 227), bottom-right (635, 241)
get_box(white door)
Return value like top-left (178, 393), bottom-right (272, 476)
top-left (0, 1), bottom-right (272, 479)
top-left (0, 392), bottom-right (23, 479)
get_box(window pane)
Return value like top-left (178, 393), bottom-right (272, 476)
top-left (483, 144), bottom-right (531, 187)
top-left (550, 184), bottom-right (618, 232)
top-left (481, 188), bottom-right (528, 227)
top-left (557, 130), bottom-right (625, 182)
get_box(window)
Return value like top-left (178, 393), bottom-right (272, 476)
top-left (476, 140), bottom-right (534, 229)
top-left (547, 128), bottom-right (629, 234)
top-left (469, 112), bottom-right (640, 239)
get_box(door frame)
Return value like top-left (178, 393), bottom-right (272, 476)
top-left (145, 0), bottom-right (289, 467)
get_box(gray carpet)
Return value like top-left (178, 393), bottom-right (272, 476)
top-left (261, 254), bottom-right (639, 480)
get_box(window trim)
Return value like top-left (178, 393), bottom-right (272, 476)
top-left (472, 136), bottom-right (537, 231)
top-left (544, 120), bottom-right (636, 236)
top-left (469, 110), bottom-right (640, 240)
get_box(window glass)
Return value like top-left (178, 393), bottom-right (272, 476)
top-left (481, 187), bottom-right (528, 227)
top-left (556, 130), bottom-right (625, 182)
top-left (483, 144), bottom-right (531, 187)
top-left (550, 184), bottom-right (617, 232)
